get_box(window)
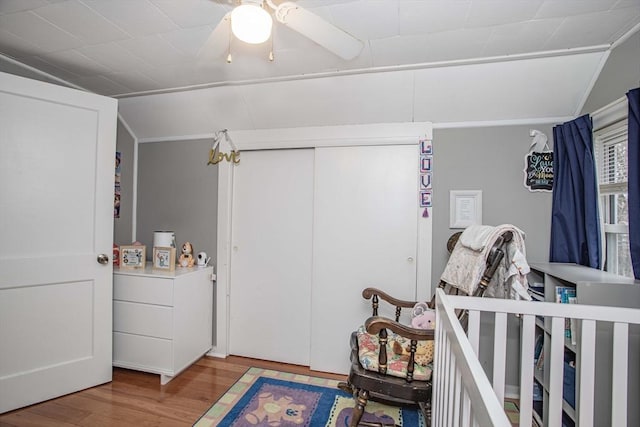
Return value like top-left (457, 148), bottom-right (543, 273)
top-left (594, 119), bottom-right (633, 277)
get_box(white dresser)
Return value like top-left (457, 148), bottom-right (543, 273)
top-left (113, 266), bottom-right (213, 384)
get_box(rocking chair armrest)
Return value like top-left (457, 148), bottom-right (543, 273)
top-left (362, 287), bottom-right (417, 309)
top-left (364, 316), bottom-right (435, 341)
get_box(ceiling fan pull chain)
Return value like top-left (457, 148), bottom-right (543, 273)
top-left (269, 32), bottom-right (274, 62)
top-left (227, 14), bottom-right (233, 64)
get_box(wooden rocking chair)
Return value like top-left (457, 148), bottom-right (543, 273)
top-left (338, 227), bottom-right (518, 427)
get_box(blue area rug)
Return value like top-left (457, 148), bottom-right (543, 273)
top-left (194, 367), bottom-right (425, 426)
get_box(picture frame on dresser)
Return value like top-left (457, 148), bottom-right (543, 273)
top-left (119, 245), bottom-right (146, 269)
top-left (153, 246), bottom-right (175, 271)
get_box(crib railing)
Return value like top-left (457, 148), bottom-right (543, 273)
top-left (433, 288), bottom-right (640, 427)
top-left (432, 288), bottom-right (512, 427)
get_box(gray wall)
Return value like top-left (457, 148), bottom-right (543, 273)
top-left (430, 124), bottom-right (554, 389)
top-left (113, 120), bottom-right (135, 246)
top-left (136, 139), bottom-right (218, 264)
top-left (581, 30), bottom-right (640, 115)
top-left (431, 124), bottom-right (554, 285)
top-left (423, 32), bottom-right (638, 390)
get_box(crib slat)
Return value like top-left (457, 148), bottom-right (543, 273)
top-left (434, 325), bottom-right (442, 426)
top-left (578, 319), bottom-right (595, 427)
top-left (443, 338), bottom-right (452, 426)
top-left (462, 388), bottom-right (471, 427)
top-left (611, 322), bottom-right (629, 427)
top-left (434, 314), bottom-right (443, 425)
top-left (453, 365), bottom-right (462, 426)
top-left (519, 314), bottom-right (535, 427)
top-left (434, 318), bottom-right (441, 425)
top-left (468, 310), bottom-right (480, 355)
top-left (547, 317), bottom-right (565, 427)
top-left (445, 349), bottom-right (453, 426)
top-left (444, 338), bottom-right (452, 427)
top-left (492, 312), bottom-right (507, 404)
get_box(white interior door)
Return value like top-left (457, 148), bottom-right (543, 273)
top-left (0, 72), bottom-right (117, 413)
top-left (229, 149), bottom-right (314, 365)
top-left (310, 145), bottom-right (419, 374)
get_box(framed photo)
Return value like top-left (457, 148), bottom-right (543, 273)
top-left (449, 190), bottom-right (482, 228)
top-left (119, 245), bottom-right (146, 269)
top-left (153, 246), bottom-right (176, 271)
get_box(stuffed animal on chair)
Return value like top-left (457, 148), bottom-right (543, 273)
top-left (411, 302), bottom-right (436, 330)
top-left (411, 309), bottom-right (436, 330)
top-left (179, 242), bottom-right (195, 267)
top-left (391, 338), bottom-right (435, 366)
top-left (388, 303), bottom-right (437, 367)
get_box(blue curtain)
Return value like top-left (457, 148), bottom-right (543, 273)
top-left (628, 88), bottom-right (640, 279)
top-left (550, 114), bottom-right (601, 268)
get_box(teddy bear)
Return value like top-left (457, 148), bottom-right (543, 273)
top-left (390, 304), bottom-right (436, 366)
top-left (178, 242), bottom-right (195, 267)
top-left (244, 392), bottom-right (306, 425)
top-left (392, 339), bottom-right (435, 366)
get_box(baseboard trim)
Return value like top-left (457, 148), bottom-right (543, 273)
top-left (505, 384), bottom-right (520, 399)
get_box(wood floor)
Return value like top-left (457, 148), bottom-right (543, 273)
top-left (0, 356), bottom-right (347, 427)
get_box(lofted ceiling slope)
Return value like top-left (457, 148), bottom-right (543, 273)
top-left (117, 50), bottom-right (609, 141)
top-left (1, 0), bottom-right (639, 140)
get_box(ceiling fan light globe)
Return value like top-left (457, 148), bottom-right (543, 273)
top-left (231, 4), bottom-right (273, 44)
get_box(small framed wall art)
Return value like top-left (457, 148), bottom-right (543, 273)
top-left (119, 245), bottom-right (146, 269)
top-left (153, 246), bottom-right (176, 271)
top-left (449, 190), bottom-right (482, 228)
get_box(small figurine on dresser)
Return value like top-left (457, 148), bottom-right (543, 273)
top-left (179, 242), bottom-right (195, 267)
top-left (113, 244), bottom-right (120, 267)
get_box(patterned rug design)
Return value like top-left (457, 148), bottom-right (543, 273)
top-left (504, 400), bottom-right (519, 426)
top-left (194, 367), bottom-right (425, 427)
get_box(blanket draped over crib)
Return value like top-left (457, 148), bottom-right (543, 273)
top-left (440, 224), bottom-right (531, 300)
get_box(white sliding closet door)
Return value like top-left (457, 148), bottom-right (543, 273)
top-left (229, 149), bottom-right (314, 365)
top-left (310, 145), bottom-right (419, 374)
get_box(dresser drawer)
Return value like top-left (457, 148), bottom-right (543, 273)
top-left (113, 332), bottom-right (172, 372)
top-left (113, 275), bottom-right (173, 306)
top-left (113, 301), bottom-right (173, 339)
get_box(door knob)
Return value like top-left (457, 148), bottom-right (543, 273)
top-left (407, 257), bottom-right (414, 262)
top-left (97, 254), bottom-right (109, 265)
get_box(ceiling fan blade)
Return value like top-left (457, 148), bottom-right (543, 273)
top-left (274, 2), bottom-right (364, 60)
top-left (198, 12), bottom-right (231, 61)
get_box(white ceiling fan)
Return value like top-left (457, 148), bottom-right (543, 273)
top-left (204, 0), bottom-right (364, 61)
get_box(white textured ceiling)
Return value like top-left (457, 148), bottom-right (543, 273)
top-left (1, 0), bottom-right (638, 97)
top-left (0, 0), bottom-right (638, 139)
top-left (116, 50), bottom-right (607, 140)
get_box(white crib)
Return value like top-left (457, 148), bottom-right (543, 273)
top-left (432, 288), bottom-right (640, 427)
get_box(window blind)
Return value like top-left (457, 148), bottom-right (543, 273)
top-left (595, 120), bottom-right (628, 195)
